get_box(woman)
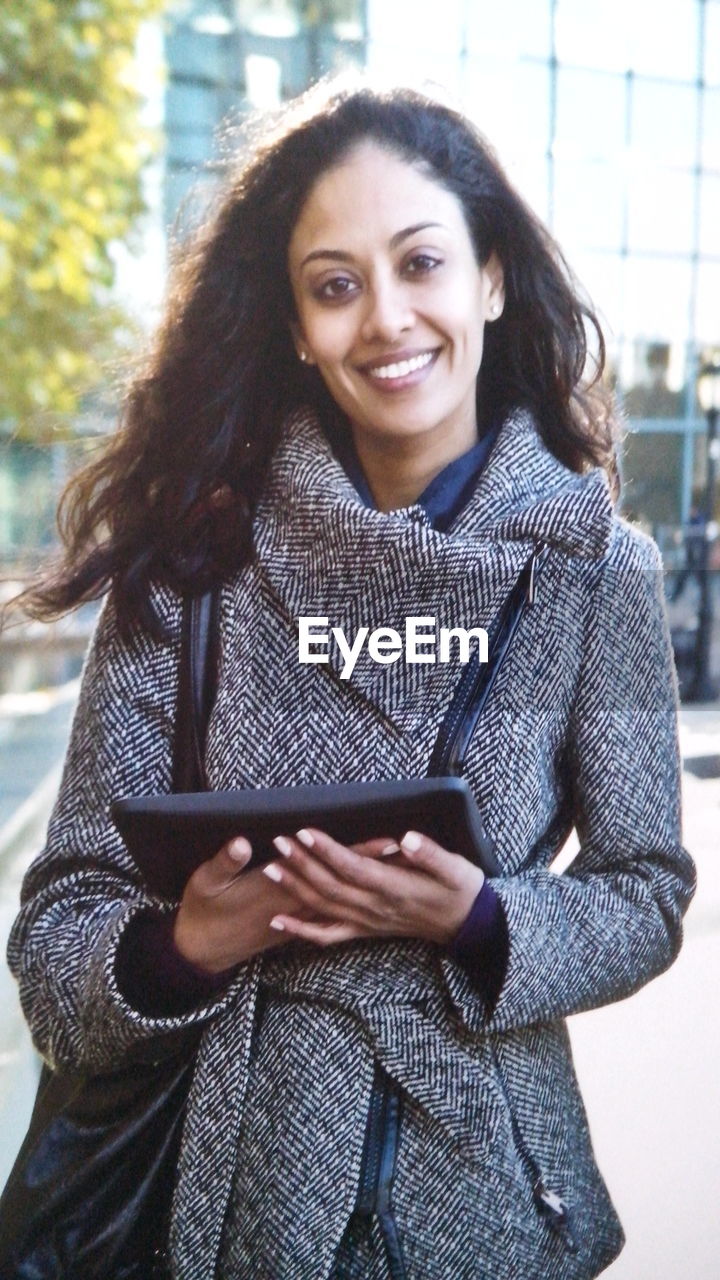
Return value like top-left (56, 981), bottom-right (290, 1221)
top-left (7, 83), bottom-right (694, 1278)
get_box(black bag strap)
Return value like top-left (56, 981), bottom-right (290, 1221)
top-left (171, 588), bottom-right (221, 793)
top-left (427, 545), bottom-right (548, 777)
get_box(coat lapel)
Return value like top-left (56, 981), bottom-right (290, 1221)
top-left (250, 408), bottom-right (613, 731)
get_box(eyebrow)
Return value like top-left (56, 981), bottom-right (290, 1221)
top-left (298, 222), bottom-right (446, 270)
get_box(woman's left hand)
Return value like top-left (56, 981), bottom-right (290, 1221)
top-left (264, 829), bottom-right (485, 948)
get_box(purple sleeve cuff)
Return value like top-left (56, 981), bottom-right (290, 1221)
top-left (446, 880), bottom-right (509, 1014)
top-left (115, 909), bottom-right (237, 1017)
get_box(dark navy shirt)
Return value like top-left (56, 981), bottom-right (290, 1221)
top-left (335, 425), bottom-right (500, 531)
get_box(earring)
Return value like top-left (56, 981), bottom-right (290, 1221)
top-left (299, 350), bottom-right (308, 363)
top-left (490, 303), bottom-right (500, 317)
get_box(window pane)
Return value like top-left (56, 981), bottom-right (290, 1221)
top-left (366, 42), bottom-right (462, 92)
top-left (621, 430), bottom-right (685, 526)
top-left (555, 0), bottom-right (630, 73)
top-left (627, 168), bottom-right (696, 254)
top-left (553, 161), bottom-right (625, 252)
top-left (511, 158), bottom-right (552, 224)
top-left (706, 2), bottom-right (720, 86)
top-left (367, 0), bottom-right (464, 59)
top-left (699, 175), bottom-right (720, 257)
top-left (627, 0), bottom-right (699, 81)
top-left (166, 83), bottom-right (219, 133)
top-left (554, 68), bottom-right (627, 162)
top-left (624, 256), bottom-right (693, 343)
top-left (622, 339), bottom-right (687, 417)
top-left (465, 0), bottom-right (552, 61)
top-left (571, 251), bottom-right (624, 338)
top-left (701, 88), bottom-right (720, 171)
top-left (237, 1), bottom-right (301, 36)
top-left (555, 0), bottom-right (699, 81)
top-left (463, 60), bottom-right (551, 164)
top-left (695, 260), bottom-right (720, 343)
top-left (631, 78), bottom-right (698, 168)
top-left (166, 26), bottom-right (229, 79)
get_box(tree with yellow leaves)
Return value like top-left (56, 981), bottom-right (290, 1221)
top-left (0, 0), bottom-right (164, 438)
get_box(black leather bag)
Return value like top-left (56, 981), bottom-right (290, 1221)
top-left (0, 589), bottom-right (218, 1280)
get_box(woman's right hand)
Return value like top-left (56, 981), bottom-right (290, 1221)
top-left (173, 837), bottom-right (305, 973)
top-left (173, 834), bottom-right (395, 973)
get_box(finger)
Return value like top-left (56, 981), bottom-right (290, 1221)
top-left (398, 830), bottom-right (465, 888)
top-left (225, 836), bottom-right (253, 867)
top-left (262, 853), bottom-right (367, 919)
top-left (271, 833), bottom-right (380, 899)
top-left (192, 836), bottom-right (252, 892)
top-left (351, 838), bottom-right (400, 859)
top-left (268, 915), bottom-right (372, 947)
top-left (290, 828), bottom-right (384, 890)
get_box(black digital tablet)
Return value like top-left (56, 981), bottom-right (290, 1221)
top-left (111, 777), bottom-right (500, 899)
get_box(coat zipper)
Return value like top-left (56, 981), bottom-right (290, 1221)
top-left (489, 1045), bottom-right (579, 1255)
top-left (427, 546), bottom-right (548, 780)
top-left (353, 1064), bottom-right (408, 1280)
top-left (432, 544), bottom-right (578, 1256)
top-left (352, 546), bottom-right (574, 1264)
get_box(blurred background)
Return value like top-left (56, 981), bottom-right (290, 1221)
top-left (4, 0), bottom-right (720, 694)
top-left (1, 3), bottom-right (719, 1277)
top-left (3, 0), bottom-right (720, 564)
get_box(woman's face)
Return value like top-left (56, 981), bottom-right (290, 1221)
top-left (288, 141), bottom-right (504, 456)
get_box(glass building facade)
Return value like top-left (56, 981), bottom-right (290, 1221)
top-left (164, 1), bottom-right (367, 227)
top-left (162, 0), bottom-right (720, 561)
top-left (3, 2), bottom-right (718, 564)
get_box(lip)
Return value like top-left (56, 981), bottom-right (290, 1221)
top-left (356, 347), bottom-right (442, 392)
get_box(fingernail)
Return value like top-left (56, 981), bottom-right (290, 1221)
top-left (381, 842), bottom-right (400, 856)
top-left (228, 837), bottom-right (251, 861)
top-left (263, 863), bottom-right (283, 883)
top-left (296, 829), bottom-right (314, 848)
top-left (401, 831), bottom-right (422, 853)
top-left (273, 836), bottom-right (293, 857)
top-left (269, 917), bottom-right (285, 931)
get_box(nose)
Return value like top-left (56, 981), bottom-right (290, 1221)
top-left (360, 276), bottom-right (414, 344)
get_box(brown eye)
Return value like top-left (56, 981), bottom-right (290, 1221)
top-left (314, 276), bottom-right (359, 302)
top-left (404, 253), bottom-right (442, 276)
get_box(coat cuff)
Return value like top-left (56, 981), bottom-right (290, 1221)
top-left (444, 880), bottom-right (509, 1015)
top-left (115, 908), bottom-right (238, 1017)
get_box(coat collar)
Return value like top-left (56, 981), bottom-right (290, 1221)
top-left (256, 406), bottom-right (613, 559)
top-left (249, 407), bottom-right (613, 728)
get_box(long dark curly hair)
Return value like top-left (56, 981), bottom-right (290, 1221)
top-left (13, 81), bottom-right (618, 637)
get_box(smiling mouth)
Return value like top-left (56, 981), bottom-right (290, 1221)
top-left (361, 350), bottom-right (440, 382)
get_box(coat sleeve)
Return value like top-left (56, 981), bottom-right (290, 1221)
top-left (440, 527), bottom-right (696, 1034)
top-left (6, 589), bottom-right (243, 1074)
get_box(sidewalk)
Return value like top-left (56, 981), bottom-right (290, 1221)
top-left (569, 702), bottom-right (720, 1279)
top-left (0, 682), bottom-right (78, 830)
top-left (0, 680), bottom-right (77, 1185)
top-left (0, 770), bottom-right (58, 1184)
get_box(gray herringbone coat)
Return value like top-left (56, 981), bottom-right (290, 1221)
top-left (9, 408), bottom-right (695, 1279)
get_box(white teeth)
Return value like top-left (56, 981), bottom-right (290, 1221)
top-left (368, 351), bottom-right (435, 380)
